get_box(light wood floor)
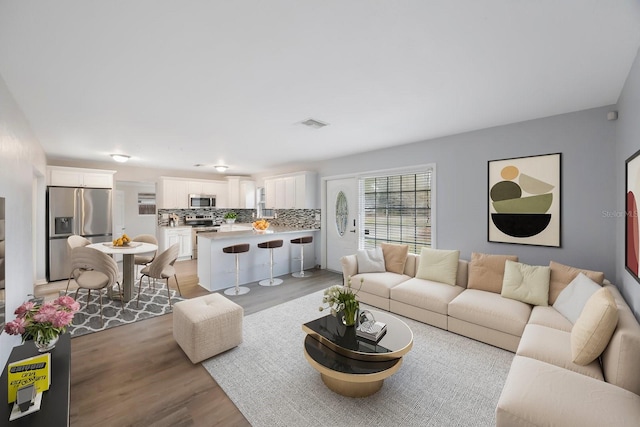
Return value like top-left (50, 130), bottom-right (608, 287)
top-left (40, 261), bottom-right (341, 426)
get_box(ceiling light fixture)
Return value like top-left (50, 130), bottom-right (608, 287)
top-left (110, 154), bottom-right (130, 163)
top-left (214, 165), bottom-right (228, 173)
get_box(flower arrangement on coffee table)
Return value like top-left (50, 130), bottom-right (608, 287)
top-left (4, 295), bottom-right (80, 351)
top-left (319, 276), bottom-right (364, 326)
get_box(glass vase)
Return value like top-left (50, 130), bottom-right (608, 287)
top-left (341, 299), bottom-right (359, 327)
top-left (34, 331), bottom-right (59, 352)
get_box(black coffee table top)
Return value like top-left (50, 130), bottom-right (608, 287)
top-left (302, 310), bottom-right (413, 362)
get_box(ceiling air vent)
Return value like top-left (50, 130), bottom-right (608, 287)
top-left (300, 118), bottom-right (329, 129)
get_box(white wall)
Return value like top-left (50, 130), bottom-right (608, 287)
top-left (115, 181), bottom-right (157, 237)
top-left (0, 73), bottom-right (47, 367)
top-left (316, 106), bottom-right (618, 286)
top-left (616, 46), bottom-right (640, 319)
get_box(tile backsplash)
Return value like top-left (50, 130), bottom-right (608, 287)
top-left (157, 208), bottom-right (320, 229)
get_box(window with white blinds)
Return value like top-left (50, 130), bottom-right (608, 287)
top-left (359, 169), bottom-right (432, 254)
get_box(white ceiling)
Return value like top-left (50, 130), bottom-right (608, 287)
top-left (1, 1), bottom-right (639, 176)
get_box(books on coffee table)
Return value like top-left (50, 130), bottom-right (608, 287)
top-left (356, 320), bottom-right (387, 342)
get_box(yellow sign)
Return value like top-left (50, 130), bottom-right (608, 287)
top-left (7, 353), bottom-right (51, 403)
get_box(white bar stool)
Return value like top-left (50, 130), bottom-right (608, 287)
top-left (223, 243), bottom-right (251, 296)
top-left (290, 236), bottom-right (313, 278)
top-left (257, 239), bottom-right (284, 286)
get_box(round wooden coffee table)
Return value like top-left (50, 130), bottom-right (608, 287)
top-left (302, 310), bottom-right (413, 397)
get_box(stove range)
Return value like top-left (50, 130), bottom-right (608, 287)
top-left (185, 214), bottom-right (218, 227)
top-left (186, 214), bottom-right (220, 259)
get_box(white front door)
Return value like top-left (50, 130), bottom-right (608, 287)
top-left (326, 177), bottom-right (359, 272)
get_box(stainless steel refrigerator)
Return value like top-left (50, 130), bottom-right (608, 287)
top-left (47, 187), bottom-right (113, 282)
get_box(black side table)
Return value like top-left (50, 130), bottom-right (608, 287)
top-left (0, 333), bottom-right (71, 426)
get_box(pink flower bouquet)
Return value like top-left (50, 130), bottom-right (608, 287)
top-left (4, 295), bottom-right (80, 343)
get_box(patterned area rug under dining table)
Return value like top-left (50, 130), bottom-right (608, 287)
top-left (68, 285), bottom-right (184, 337)
top-left (203, 290), bottom-right (515, 427)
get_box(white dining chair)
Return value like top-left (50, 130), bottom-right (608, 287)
top-left (137, 243), bottom-right (182, 308)
top-left (133, 234), bottom-right (158, 282)
top-left (72, 246), bottom-right (124, 326)
top-left (65, 235), bottom-right (92, 295)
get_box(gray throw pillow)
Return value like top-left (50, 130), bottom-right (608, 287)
top-left (356, 247), bottom-right (386, 273)
top-left (553, 272), bottom-right (601, 324)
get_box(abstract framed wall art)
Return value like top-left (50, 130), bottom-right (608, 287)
top-left (625, 149), bottom-right (640, 283)
top-left (488, 153), bottom-right (561, 247)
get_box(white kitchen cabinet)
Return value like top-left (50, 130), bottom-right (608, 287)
top-left (158, 177), bottom-right (226, 209)
top-left (159, 226), bottom-right (192, 260)
top-left (274, 178), bottom-right (287, 208)
top-left (263, 172), bottom-right (317, 209)
top-left (208, 181), bottom-right (228, 208)
top-left (158, 178), bottom-right (189, 209)
top-left (48, 166), bottom-right (115, 188)
top-left (188, 181), bottom-right (204, 195)
top-left (202, 181), bottom-right (218, 196)
top-left (294, 174), bottom-right (307, 207)
top-left (226, 177), bottom-right (240, 208)
top-left (264, 178), bottom-right (277, 208)
top-left (226, 177), bottom-right (255, 208)
top-left (240, 180), bottom-right (256, 209)
top-left (284, 177), bottom-right (296, 208)
top-left (187, 180), bottom-right (218, 197)
top-left (295, 172), bottom-right (317, 208)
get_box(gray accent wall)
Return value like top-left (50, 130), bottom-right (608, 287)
top-left (616, 47), bottom-right (640, 319)
top-left (317, 106), bottom-right (617, 298)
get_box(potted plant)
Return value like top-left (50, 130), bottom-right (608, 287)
top-left (224, 211), bottom-right (237, 224)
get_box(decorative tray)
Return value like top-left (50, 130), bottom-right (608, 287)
top-left (103, 241), bottom-right (142, 249)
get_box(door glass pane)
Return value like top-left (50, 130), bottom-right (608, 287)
top-left (335, 191), bottom-right (348, 236)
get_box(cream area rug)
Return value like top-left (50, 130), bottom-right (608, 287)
top-left (202, 290), bottom-right (514, 427)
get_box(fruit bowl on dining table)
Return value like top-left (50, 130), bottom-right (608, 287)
top-left (112, 234), bottom-right (131, 247)
top-left (252, 219), bottom-right (270, 234)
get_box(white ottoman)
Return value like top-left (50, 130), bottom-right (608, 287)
top-left (173, 293), bottom-right (244, 364)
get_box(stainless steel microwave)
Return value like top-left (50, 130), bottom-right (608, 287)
top-left (189, 194), bottom-right (216, 209)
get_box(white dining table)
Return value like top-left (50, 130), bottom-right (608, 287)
top-left (87, 242), bottom-right (158, 302)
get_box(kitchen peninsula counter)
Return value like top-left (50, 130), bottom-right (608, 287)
top-left (197, 224), bottom-right (320, 292)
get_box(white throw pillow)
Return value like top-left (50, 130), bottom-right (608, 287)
top-left (501, 260), bottom-right (550, 306)
top-left (552, 272), bottom-right (602, 324)
top-left (356, 247), bottom-right (386, 273)
top-left (415, 247), bottom-right (460, 286)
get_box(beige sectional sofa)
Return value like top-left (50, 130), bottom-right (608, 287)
top-left (341, 251), bottom-right (640, 427)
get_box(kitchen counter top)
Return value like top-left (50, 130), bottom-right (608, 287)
top-left (198, 224), bottom-right (320, 240)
